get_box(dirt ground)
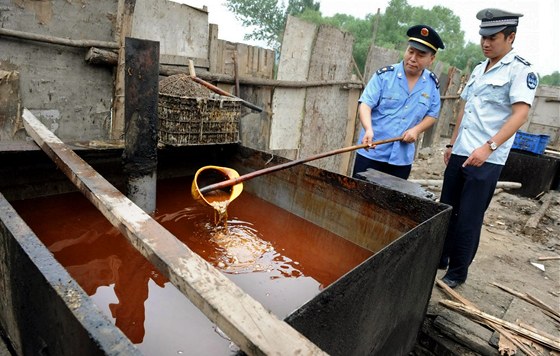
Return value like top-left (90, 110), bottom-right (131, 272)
top-left (409, 147), bottom-right (560, 355)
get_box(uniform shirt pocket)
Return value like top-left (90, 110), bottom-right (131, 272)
top-left (413, 97), bottom-right (430, 120)
top-left (378, 94), bottom-right (404, 115)
top-left (481, 78), bottom-right (510, 104)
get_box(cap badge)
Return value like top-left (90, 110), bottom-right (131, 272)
top-left (485, 10), bottom-right (494, 19)
top-left (421, 27), bottom-right (429, 37)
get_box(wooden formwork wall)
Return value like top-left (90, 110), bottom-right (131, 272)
top-left (522, 85), bottom-right (560, 150)
top-left (270, 16), bottom-right (361, 175)
top-left (208, 24), bottom-right (276, 152)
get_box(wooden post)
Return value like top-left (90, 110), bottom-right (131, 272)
top-left (123, 37), bottom-right (159, 214)
top-left (112, 0), bottom-right (136, 140)
top-left (233, 50), bottom-right (240, 96)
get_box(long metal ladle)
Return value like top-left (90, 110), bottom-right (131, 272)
top-left (192, 136), bottom-right (404, 207)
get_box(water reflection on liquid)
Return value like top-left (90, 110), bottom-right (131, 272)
top-left (12, 176), bottom-right (373, 355)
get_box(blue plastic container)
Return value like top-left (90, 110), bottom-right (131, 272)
top-left (512, 131), bottom-right (550, 155)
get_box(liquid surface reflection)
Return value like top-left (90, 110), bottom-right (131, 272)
top-left (12, 177), bottom-right (373, 354)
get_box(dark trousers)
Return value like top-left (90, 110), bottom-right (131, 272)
top-left (439, 154), bottom-right (503, 282)
top-left (352, 154), bottom-right (412, 180)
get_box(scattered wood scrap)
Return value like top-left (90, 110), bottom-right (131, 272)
top-left (439, 300), bottom-right (560, 352)
top-left (538, 256), bottom-right (560, 261)
top-left (492, 282), bottom-right (560, 324)
top-left (435, 280), bottom-right (538, 356)
top-left (410, 180), bottom-right (522, 190)
top-left (523, 192), bottom-right (554, 234)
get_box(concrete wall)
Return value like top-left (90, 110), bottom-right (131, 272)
top-left (132, 0), bottom-right (210, 68)
top-left (0, 0), bottom-right (118, 142)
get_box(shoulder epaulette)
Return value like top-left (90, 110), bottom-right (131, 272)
top-left (430, 72), bottom-right (440, 89)
top-left (515, 55), bottom-right (531, 66)
top-left (376, 65), bottom-right (395, 75)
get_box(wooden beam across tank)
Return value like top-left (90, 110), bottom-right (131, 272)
top-left (21, 108), bottom-right (326, 356)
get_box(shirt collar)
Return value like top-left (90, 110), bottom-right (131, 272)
top-left (500, 49), bottom-right (516, 65)
top-left (396, 61), bottom-right (427, 81)
top-left (481, 49), bottom-right (517, 71)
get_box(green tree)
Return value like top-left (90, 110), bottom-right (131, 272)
top-left (226, 0), bottom-right (484, 74)
top-left (445, 42), bottom-right (485, 72)
top-left (540, 71), bottom-right (560, 86)
top-left (225, 0), bottom-right (320, 48)
top-left (409, 6), bottom-right (464, 67)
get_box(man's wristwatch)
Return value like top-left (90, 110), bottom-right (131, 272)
top-left (487, 140), bottom-right (498, 151)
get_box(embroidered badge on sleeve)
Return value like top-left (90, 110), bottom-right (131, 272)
top-left (526, 72), bottom-right (538, 89)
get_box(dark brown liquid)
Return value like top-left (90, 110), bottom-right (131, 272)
top-left (12, 176), bottom-right (373, 355)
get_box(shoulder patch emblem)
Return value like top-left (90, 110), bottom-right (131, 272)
top-left (515, 55), bottom-right (531, 66)
top-left (430, 72), bottom-right (440, 89)
top-left (527, 72), bottom-right (538, 90)
top-left (376, 65), bottom-right (395, 75)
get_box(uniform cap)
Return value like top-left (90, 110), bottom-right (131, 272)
top-left (406, 25), bottom-right (444, 54)
top-left (477, 8), bottom-right (523, 36)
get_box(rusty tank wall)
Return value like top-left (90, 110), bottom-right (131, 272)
top-left (205, 146), bottom-right (452, 355)
top-left (0, 194), bottom-right (140, 356)
top-left (0, 144), bottom-right (451, 355)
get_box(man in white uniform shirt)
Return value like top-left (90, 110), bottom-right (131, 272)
top-left (438, 8), bottom-right (538, 288)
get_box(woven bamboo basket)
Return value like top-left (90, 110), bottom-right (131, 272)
top-left (158, 75), bottom-right (241, 146)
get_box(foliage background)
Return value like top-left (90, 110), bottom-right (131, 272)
top-left (226, 0), bottom-right (559, 85)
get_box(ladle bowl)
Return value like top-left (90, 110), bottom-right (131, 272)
top-left (191, 165), bottom-right (244, 207)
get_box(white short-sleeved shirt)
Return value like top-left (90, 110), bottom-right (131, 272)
top-left (452, 50), bottom-right (538, 165)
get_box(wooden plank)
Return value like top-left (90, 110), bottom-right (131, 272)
top-left (440, 300), bottom-right (560, 351)
top-left (222, 41), bottom-right (236, 76)
top-left (0, 27), bottom-right (118, 49)
top-left (523, 192), bottom-right (553, 233)
top-left (299, 24), bottom-right (355, 173)
top-left (340, 88), bottom-right (361, 175)
top-left (159, 54), bottom-right (209, 69)
top-left (0, 70), bottom-right (25, 142)
top-left (21, 108), bottom-right (326, 356)
top-left (363, 45), bottom-right (400, 83)
top-left (86, 50), bottom-right (359, 88)
top-left (208, 24), bottom-right (220, 73)
top-left (492, 282), bottom-right (560, 320)
top-left (431, 68), bottom-right (465, 143)
top-left (410, 180), bottom-right (522, 189)
top-left (236, 43), bottom-right (249, 76)
top-left (111, 0), bottom-right (135, 140)
top-left (265, 47), bottom-right (275, 78)
top-left (436, 280), bottom-right (539, 356)
top-left (270, 16), bottom-right (317, 150)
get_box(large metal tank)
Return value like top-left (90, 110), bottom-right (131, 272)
top-left (0, 144), bottom-right (451, 355)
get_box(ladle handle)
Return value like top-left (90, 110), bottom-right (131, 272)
top-left (198, 136), bottom-right (404, 195)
